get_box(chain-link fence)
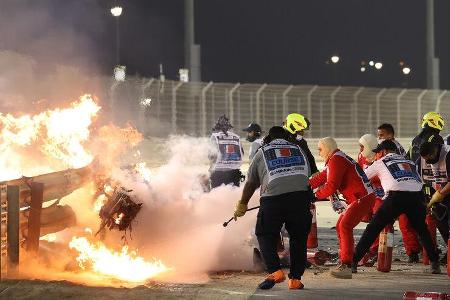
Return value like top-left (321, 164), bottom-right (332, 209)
top-left (109, 77), bottom-right (450, 139)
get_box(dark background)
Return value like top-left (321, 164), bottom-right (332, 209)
top-left (1, 0), bottom-right (449, 88)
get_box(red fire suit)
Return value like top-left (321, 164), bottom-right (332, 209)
top-left (358, 152), bottom-right (421, 256)
top-left (358, 153), bottom-right (383, 257)
top-left (310, 150), bottom-right (375, 265)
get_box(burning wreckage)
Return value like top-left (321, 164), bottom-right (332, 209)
top-left (95, 182), bottom-right (143, 237)
top-left (0, 162), bottom-right (145, 255)
top-left (0, 95), bottom-right (168, 283)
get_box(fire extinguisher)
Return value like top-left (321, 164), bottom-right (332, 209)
top-left (377, 224), bottom-right (394, 272)
top-left (307, 203), bottom-right (318, 249)
top-left (403, 291), bottom-right (448, 300)
top-left (422, 213), bottom-right (437, 265)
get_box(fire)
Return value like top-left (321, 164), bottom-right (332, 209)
top-left (42, 95), bottom-right (100, 168)
top-left (40, 233), bottom-right (57, 242)
top-left (114, 213), bottom-right (125, 225)
top-left (0, 94), bottom-right (100, 181)
top-left (69, 237), bottom-right (170, 282)
top-left (1, 94), bottom-right (169, 285)
top-left (93, 194), bottom-right (108, 213)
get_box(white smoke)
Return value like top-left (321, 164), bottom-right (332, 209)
top-left (106, 135), bottom-right (261, 281)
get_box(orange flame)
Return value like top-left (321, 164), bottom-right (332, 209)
top-left (0, 95), bottom-right (169, 284)
top-left (69, 236), bottom-right (170, 282)
top-left (0, 94), bottom-right (100, 181)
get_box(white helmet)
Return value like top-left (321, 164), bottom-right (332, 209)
top-left (318, 137), bottom-right (338, 161)
top-left (359, 134), bottom-right (378, 160)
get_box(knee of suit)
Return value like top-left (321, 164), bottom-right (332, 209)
top-left (339, 219), bottom-right (356, 232)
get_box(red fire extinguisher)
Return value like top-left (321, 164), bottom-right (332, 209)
top-left (307, 203), bottom-right (318, 249)
top-left (377, 224), bottom-right (394, 272)
top-left (422, 213), bottom-right (437, 265)
top-left (403, 291), bottom-right (448, 300)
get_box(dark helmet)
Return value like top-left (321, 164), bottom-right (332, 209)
top-left (213, 114), bottom-right (233, 134)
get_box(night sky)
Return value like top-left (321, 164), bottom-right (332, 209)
top-left (1, 0), bottom-right (450, 89)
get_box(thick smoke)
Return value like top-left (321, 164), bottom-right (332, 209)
top-left (0, 1), bottom-right (261, 284)
top-left (102, 135), bottom-right (261, 281)
top-left (0, 1), bottom-right (110, 114)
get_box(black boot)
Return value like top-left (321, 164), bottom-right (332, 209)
top-left (408, 252), bottom-right (419, 263)
top-left (428, 261), bottom-right (442, 274)
top-left (439, 252), bottom-right (447, 265)
top-left (351, 262), bottom-right (358, 274)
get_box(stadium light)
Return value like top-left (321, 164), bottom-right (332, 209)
top-left (369, 60), bottom-right (375, 67)
top-left (360, 67), bottom-right (366, 72)
top-left (331, 55), bottom-right (340, 64)
top-left (402, 67), bottom-right (411, 75)
top-left (110, 6), bottom-right (123, 17)
top-left (374, 62), bottom-right (383, 70)
top-left (114, 65), bottom-right (126, 81)
top-left (140, 98), bottom-right (152, 107)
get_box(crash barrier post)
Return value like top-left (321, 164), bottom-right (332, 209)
top-left (0, 185), bottom-right (20, 279)
top-left (422, 213), bottom-right (437, 265)
top-left (307, 203), bottom-right (318, 249)
top-left (377, 224), bottom-right (394, 272)
top-left (26, 182), bottom-right (44, 254)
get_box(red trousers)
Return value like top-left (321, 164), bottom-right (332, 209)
top-left (369, 198), bottom-right (421, 256)
top-left (369, 198), bottom-right (384, 254)
top-left (336, 193), bottom-right (376, 264)
top-left (398, 214), bottom-right (421, 255)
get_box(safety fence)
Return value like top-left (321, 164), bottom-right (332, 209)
top-left (109, 78), bottom-right (450, 139)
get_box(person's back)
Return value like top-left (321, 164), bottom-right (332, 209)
top-left (376, 124), bottom-right (422, 262)
top-left (367, 152), bottom-right (422, 193)
top-left (235, 126), bottom-right (313, 290)
top-left (210, 130), bottom-right (243, 171)
top-left (353, 140), bottom-right (441, 275)
top-left (249, 138), bottom-right (310, 197)
top-left (209, 115), bottom-right (244, 188)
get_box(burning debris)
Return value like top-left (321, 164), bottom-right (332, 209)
top-left (96, 187), bottom-right (142, 237)
top-left (0, 95), bottom-right (170, 284)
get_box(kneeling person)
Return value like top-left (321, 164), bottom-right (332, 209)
top-left (233, 126), bottom-right (313, 290)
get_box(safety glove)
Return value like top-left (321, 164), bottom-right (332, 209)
top-left (234, 201), bottom-right (248, 221)
top-left (428, 190), bottom-right (444, 209)
top-left (328, 193), bottom-right (347, 214)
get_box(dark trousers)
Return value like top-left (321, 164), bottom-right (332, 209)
top-left (256, 191), bottom-right (312, 279)
top-left (434, 198), bottom-right (449, 244)
top-left (353, 191), bottom-right (439, 264)
top-left (210, 169), bottom-right (241, 188)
